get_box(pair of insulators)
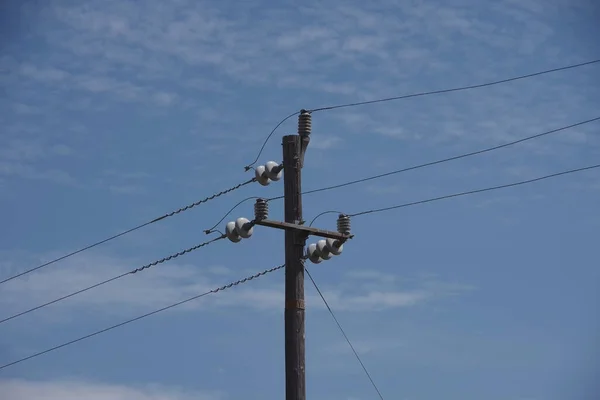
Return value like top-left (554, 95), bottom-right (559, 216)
top-left (255, 161), bottom-right (282, 186)
top-left (306, 239), bottom-right (343, 264)
top-left (225, 217), bottom-right (254, 243)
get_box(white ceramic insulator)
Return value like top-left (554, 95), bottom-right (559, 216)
top-left (225, 221), bottom-right (242, 243)
top-left (265, 161), bottom-right (282, 181)
top-left (255, 165), bottom-right (271, 186)
top-left (307, 243), bottom-right (322, 264)
top-left (235, 217), bottom-right (254, 239)
top-left (325, 238), bottom-right (343, 255)
top-left (316, 239), bottom-right (333, 260)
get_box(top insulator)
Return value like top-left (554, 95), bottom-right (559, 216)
top-left (337, 214), bottom-right (351, 235)
top-left (254, 198), bottom-right (269, 221)
top-left (298, 110), bottom-right (312, 137)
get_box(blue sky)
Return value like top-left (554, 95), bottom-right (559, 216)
top-left (1, 0), bottom-right (599, 399)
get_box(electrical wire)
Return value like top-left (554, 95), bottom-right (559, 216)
top-left (245, 111), bottom-right (300, 171)
top-left (0, 179), bottom-right (254, 286)
top-left (203, 196), bottom-right (260, 235)
top-left (267, 116), bottom-right (600, 202)
top-left (305, 267), bottom-right (385, 400)
top-left (249, 60), bottom-right (600, 159)
top-left (308, 211), bottom-right (343, 227)
top-left (347, 164), bottom-right (600, 218)
top-left (0, 235), bottom-right (226, 325)
top-left (0, 264), bottom-right (285, 370)
top-left (309, 59), bottom-right (600, 112)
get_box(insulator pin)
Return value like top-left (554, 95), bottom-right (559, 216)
top-left (337, 214), bottom-right (351, 235)
top-left (298, 110), bottom-right (312, 137)
top-left (254, 198), bottom-right (269, 221)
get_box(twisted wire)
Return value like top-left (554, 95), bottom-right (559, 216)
top-left (0, 236), bottom-right (226, 324)
top-left (0, 179), bottom-right (254, 285)
top-left (0, 263), bottom-right (285, 370)
top-left (210, 264), bottom-right (285, 293)
top-left (130, 235), bottom-right (225, 274)
top-left (154, 179), bottom-right (256, 222)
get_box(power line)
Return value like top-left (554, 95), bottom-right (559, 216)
top-left (308, 210), bottom-right (343, 227)
top-left (203, 196), bottom-right (260, 235)
top-left (309, 59), bottom-right (600, 112)
top-left (0, 179), bottom-right (254, 286)
top-left (0, 264), bottom-right (285, 370)
top-left (306, 164), bottom-right (600, 226)
top-left (0, 236), bottom-right (225, 325)
top-left (245, 111), bottom-right (300, 170)
top-left (348, 164), bottom-right (600, 218)
top-left (209, 108), bottom-right (599, 229)
top-left (246, 60), bottom-right (600, 163)
top-left (9, 59), bottom-right (595, 285)
top-left (295, 116), bottom-right (600, 199)
top-left (305, 267), bottom-right (385, 400)
top-left (220, 114), bottom-right (599, 228)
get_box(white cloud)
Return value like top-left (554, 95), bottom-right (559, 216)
top-left (344, 270), bottom-right (397, 284)
top-left (310, 136), bottom-right (343, 150)
top-left (19, 63), bottom-right (69, 82)
top-left (0, 379), bottom-right (223, 400)
top-left (12, 103), bottom-right (42, 115)
top-left (108, 184), bottom-right (146, 195)
top-left (0, 137), bottom-right (76, 185)
top-left (6, 60), bottom-right (179, 107)
top-left (0, 252), bottom-right (472, 324)
top-left (2, 0), bottom-right (595, 167)
top-left (0, 140), bottom-right (72, 162)
top-left (37, 0), bottom-right (556, 94)
top-left (0, 162), bottom-right (76, 185)
top-left (326, 337), bottom-right (405, 356)
top-left (324, 289), bottom-right (429, 310)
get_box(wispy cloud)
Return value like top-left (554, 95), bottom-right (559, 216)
top-left (0, 162), bottom-right (77, 186)
top-left (0, 379), bottom-right (224, 400)
top-left (108, 184), bottom-right (146, 195)
top-left (0, 2), bottom-right (598, 397)
top-left (0, 139), bottom-right (76, 185)
top-left (310, 136), bottom-right (343, 150)
top-left (325, 337), bottom-right (405, 356)
top-left (11, 102), bottom-right (43, 115)
top-left (0, 140), bottom-right (72, 162)
top-left (0, 252), bottom-right (473, 323)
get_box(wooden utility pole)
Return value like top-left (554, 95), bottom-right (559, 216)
top-left (283, 120), bottom-right (307, 400)
top-left (251, 110), bottom-right (352, 400)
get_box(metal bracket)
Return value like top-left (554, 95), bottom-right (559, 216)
top-left (299, 136), bottom-right (310, 168)
top-left (254, 219), bottom-right (353, 241)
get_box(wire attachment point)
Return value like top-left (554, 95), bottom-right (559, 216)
top-left (337, 214), bottom-right (351, 235)
top-left (298, 110), bottom-right (312, 137)
top-left (254, 198), bottom-right (269, 221)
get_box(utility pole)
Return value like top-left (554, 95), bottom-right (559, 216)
top-left (225, 110), bottom-right (353, 400)
top-left (282, 110), bottom-right (310, 400)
